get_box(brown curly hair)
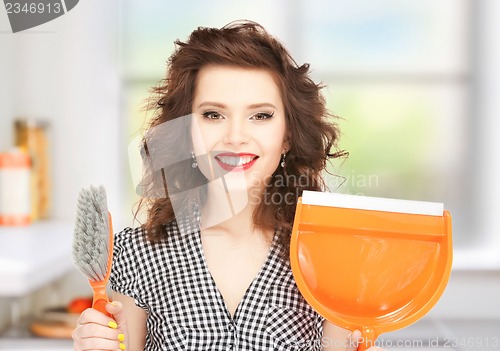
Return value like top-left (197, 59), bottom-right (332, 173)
top-left (136, 20), bottom-right (344, 259)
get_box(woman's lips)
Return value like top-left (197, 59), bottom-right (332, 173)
top-left (214, 153), bottom-right (259, 172)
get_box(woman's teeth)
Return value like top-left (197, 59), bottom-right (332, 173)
top-left (218, 155), bottom-right (256, 166)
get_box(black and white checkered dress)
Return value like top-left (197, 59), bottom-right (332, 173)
top-left (110, 214), bottom-right (325, 350)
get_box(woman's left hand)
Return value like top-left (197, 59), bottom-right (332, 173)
top-left (322, 321), bottom-right (388, 351)
top-left (346, 330), bottom-right (386, 351)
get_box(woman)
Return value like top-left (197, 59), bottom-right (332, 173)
top-left (72, 21), bottom-right (384, 351)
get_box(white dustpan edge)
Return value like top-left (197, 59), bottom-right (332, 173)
top-left (301, 190), bottom-right (443, 216)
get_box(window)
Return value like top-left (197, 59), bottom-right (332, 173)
top-left (120, 0), bottom-right (476, 252)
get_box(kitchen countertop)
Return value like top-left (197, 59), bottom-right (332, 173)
top-left (0, 338), bottom-right (73, 351)
top-left (377, 318), bottom-right (500, 350)
top-left (0, 221), bottom-right (74, 297)
top-left (0, 318), bottom-right (498, 350)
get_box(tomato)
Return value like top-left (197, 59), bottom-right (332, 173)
top-left (67, 297), bottom-right (93, 314)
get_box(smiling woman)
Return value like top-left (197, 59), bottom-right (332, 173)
top-left (72, 20), bottom-right (385, 351)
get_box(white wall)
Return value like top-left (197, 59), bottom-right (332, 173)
top-left (475, 0), bottom-right (500, 251)
top-left (0, 15), bottom-right (13, 151)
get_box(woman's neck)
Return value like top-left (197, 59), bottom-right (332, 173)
top-left (200, 177), bottom-right (259, 238)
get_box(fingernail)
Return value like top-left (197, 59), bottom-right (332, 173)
top-left (119, 343), bottom-right (126, 350)
top-left (118, 333), bottom-right (125, 342)
top-left (108, 320), bottom-right (118, 329)
top-left (111, 301), bottom-right (119, 306)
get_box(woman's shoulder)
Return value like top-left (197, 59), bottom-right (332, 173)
top-left (115, 226), bottom-right (143, 239)
top-left (114, 220), bottom-right (185, 248)
top-left (113, 226), bottom-right (146, 248)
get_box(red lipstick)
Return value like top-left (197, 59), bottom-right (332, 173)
top-left (214, 152), bottom-right (259, 172)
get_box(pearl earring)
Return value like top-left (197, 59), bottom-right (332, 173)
top-left (191, 152), bottom-right (198, 168)
top-left (280, 153), bottom-right (286, 168)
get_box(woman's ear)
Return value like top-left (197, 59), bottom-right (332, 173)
top-left (282, 138), bottom-right (291, 153)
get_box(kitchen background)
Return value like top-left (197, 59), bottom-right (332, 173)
top-left (0, 0), bottom-right (499, 350)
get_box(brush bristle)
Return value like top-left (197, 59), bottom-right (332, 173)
top-left (72, 185), bottom-right (110, 282)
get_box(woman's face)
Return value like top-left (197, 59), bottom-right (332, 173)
top-left (191, 65), bottom-right (288, 196)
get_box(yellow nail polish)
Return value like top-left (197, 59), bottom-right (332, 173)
top-left (118, 333), bottom-right (125, 342)
top-left (119, 343), bottom-right (126, 350)
top-left (108, 320), bottom-right (118, 329)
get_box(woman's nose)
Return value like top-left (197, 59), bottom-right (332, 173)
top-left (223, 119), bottom-right (249, 145)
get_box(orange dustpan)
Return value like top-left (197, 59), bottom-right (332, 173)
top-left (290, 191), bottom-right (452, 351)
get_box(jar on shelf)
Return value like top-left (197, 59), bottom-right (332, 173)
top-left (14, 119), bottom-right (51, 220)
top-left (0, 149), bottom-right (31, 226)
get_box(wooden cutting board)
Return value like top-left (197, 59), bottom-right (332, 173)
top-left (30, 306), bottom-right (79, 339)
top-left (30, 320), bottom-right (74, 339)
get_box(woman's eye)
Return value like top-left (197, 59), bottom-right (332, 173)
top-left (202, 111), bottom-right (223, 120)
top-left (251, 112), bottom-right (274, 121)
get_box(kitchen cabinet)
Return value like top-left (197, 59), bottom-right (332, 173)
top-left (0, 221), bottom-right (75, 344)
top-left (0, 221), bottom-right (73, 297)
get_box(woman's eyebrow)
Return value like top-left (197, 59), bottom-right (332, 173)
top-left (247, 103), bottom-right (277, 109)
top-left (197, 102), bottom-right (227, 109)
top-left (197, 102), bottom-right (277, 109)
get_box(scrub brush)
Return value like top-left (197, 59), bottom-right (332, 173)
top-left (72, 185), bottom-right (114, 317)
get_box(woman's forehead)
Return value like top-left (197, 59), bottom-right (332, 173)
top-left (193, 65), bottom-right (283, 109)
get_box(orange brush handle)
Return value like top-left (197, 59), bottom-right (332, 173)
top-left (90, 280), bottom-right (111, 317)
top-left (89, 212), bottom-right (114, 318)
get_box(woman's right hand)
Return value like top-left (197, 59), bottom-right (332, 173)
top-left (72, 301), bottom-right (129, 351)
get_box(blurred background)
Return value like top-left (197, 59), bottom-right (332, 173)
top-left (0, 0), bottom-right (499, 349)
